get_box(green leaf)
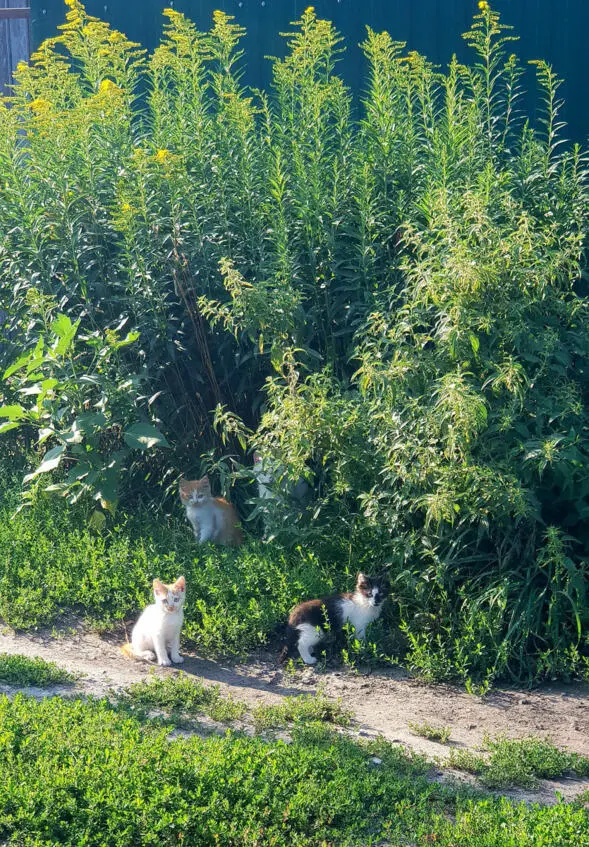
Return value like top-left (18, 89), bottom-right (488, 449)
top-left (94, 471), bottom-right (119, 513)
top-left (51, 314), bottom-right (80, 357)
top-left (3, 354), bottom-right (32, 380)
top-left (88, 510), bottom-right (106, 531)
top-left (23, 445), bottom-right (66, 483)
top-left (0, 404), bottom-right (25, 420)
top-left (0, 421), bottom-right (20, 434)
top-left (38, 427), bottom-right (55, 444)
top-left (19, 384), bottom-right (43, 396)
top-left (123, 423), bottom-right (170, 451)
top-left (72, 412), bottom-right (108, 433)
top-left (111, 330), bottom-right (140, 349)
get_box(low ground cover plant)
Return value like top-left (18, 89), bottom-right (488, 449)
top-left (121, 672), bottom-right (247, 723)
top-left (448, 735), bottom-right (589, 789)
top-left (121, 675), bottom-right (351, 731)
top-left (0, 653), bottom-right (76, 686)
top-left (1, 693), bottom-right (588, 846)
top-left (409, 721), bottom-right (452, 743)
top-left (252, 690), bottom-right (352, 732)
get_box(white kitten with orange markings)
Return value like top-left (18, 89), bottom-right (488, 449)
top-left (121, 576), bottom-right (186, 666)
top-left (179, 476), bottom-right (243, 546)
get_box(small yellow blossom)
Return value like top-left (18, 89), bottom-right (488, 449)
top-left (30, 97), bottom-right (52, 114)
top-left (478, 1), bottom-right (490, 10)
top-left (98, 79), bottom-right (120, 96)
top-left (154, 148), bottom-right (172, 164)
top-left (121, 202), bottom-right (132, 214)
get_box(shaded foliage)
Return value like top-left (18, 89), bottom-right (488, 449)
top-left (0, 2), bottom-right (588, 682)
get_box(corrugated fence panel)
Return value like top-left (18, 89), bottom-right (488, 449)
top-left (30, 0), bottom-right (589, 141)
top-left (0, 0), bottom-right (30, 94)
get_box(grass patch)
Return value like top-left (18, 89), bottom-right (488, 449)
top-left (121, 676), bottom-right (352, 733)
top-left (409, 721), bottom-right (452, 743)
top-left (252, 691), bottom-right (352, 732)
top-left (0, 653), bottom-right (76, 687)
top-left (448, 735), bottom-right (589, 789)
top-left (120, 673), bottom-right (247, 724)
top-left (1, 694), bottom-right (588, 846)
top-left (0, 489), bottom-right (336, 656)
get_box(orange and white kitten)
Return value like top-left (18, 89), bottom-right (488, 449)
top-left (122, 576), bottom-right (186, 666)
top-left (179, 476), bottom-right (243, 546)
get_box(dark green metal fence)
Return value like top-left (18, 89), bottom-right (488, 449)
top-left (31, 1), bottom-right (589, 142)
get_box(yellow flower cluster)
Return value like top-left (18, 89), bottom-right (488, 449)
top-left (98, 79), bottom-right (121, 96)
top-left (154, 148), bottom-right (172, 164)
top-left (478, 1), bottom-right (490, 10)
top-left (30, 98), bottom-right (52, 114)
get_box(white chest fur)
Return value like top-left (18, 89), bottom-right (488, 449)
top-left (338, 596), bottom-right (383, 639)
top-left (185, 501), bottom-right (216, 542)
top-left (131, 603), bottom-right (184, 666)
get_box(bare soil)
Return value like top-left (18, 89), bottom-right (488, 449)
top-left (1, 622), bottom-right (588, 806)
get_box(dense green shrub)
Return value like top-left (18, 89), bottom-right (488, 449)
top-left (1, 1), bottom-right (588, 683)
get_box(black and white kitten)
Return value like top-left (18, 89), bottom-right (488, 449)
top-left (279, 573), bottom-right (389, 665)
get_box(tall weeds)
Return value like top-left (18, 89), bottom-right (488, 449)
top-left (0, 2), bottom-right (588, 682)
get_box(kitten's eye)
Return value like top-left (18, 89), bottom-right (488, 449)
top-left (174, 597), bottom-right (179, 603)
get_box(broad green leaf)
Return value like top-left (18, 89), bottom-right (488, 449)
top-left (3, 354), bottom-right (32, 380)
top-left (65, 462), bottom-right (93, 483)
top-left (88, 510), bottom-right (106, 531)
top-left (0, 421), bottom-right (20, 434)
top-left (0, 404), bottom-right (25, 420)
top-left (123, 423), bottom-right (170, 451)
top-left (51, 314), bottom-right (80, 357)
top-left (73, 412), bottom-right (108, 433)
top-left (23, 444), bottom-right (65, 483)
top-left (94, 471), bottom-right (119, 513)
top-left (62, 429), bottom-right (84, 445)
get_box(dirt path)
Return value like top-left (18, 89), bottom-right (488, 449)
top-left (1, 624), bottom-right (588, 805)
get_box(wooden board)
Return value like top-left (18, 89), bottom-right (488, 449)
top-left (0, 0), bottom-right (29, 94)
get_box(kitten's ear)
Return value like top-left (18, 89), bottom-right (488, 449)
top-left (198, 476), bottom-right (212, 492)
top-left (153, 578), bottom-right (167, 596)
top-left (174, 576), bottom-right (186, 592)
top-left (356, 572), bottom-right (367, 583)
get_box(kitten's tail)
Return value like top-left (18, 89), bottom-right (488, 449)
top-left (278, 624), bottom-right (298, 665)
top-left (120, 642), bottom-right (135, 659)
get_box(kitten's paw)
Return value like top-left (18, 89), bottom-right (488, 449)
top-left (158, 658), bottom-right (172, 666)
top-left (171, 655), bottom-right (184, 664)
